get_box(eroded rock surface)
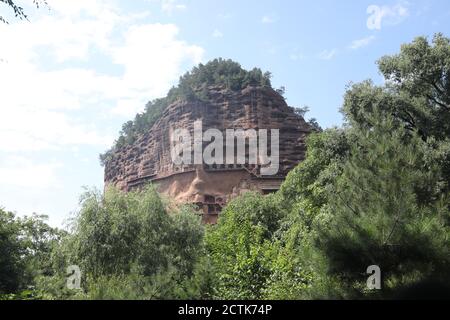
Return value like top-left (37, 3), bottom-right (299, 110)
top-left (104, 85), bottom-right (311, 222)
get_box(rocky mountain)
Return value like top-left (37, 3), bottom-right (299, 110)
top-left (104, 60), bottom-right (312, 223)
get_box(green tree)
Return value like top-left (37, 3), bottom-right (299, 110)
top-left (46, 185), bottom-right (208, 300)
top-left (269, 129), bottom-right (353, 299)
top-left (275, 33), bottom-right (450, 299)
top-left (280, 129), bottom-right (351, 225)
top-left (0, 209), bottom-right (23, 293)
top-left (309, 34), bottom-right (450, 297)
top-left (0, 209), bottom-right (63, 297)
top-left (205, 193), bottom-right (285, 299)
top-left (344, 33), bottom-right (450, 141)
top-left (378, 33), bottom-right (450, 140)
top-left (316, 114), bottom-right (449, 297)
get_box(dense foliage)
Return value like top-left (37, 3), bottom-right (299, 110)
top-left (1, 34), bottom-right (450, 300)
top-left (0, 209), bottom-right (64, 298)
top-left (205, 193), bottom-right (286, 299)
top-left (38, 186), bottom-right (209, 300)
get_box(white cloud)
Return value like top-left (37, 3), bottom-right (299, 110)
top-left (0, 156), bottom-right (62, 189)
top-left (261, 15), bottom-right (277, 24)
top-left (163, 0), bottom-right (187, 13)
top-left (111, 23), bottom-right (203, 99)
top-left (366, 2), bottom-right (410, 30)
top-left (0, 0), bottom-right (204, 152)
top-left (0, 107), bottom-right (112, 152)
top-left (212, 29), bottom-right (223, 38)
top-left (349, 35), bottom-right (376, 49)
top-left (112, 98), bottom-right (149, 118)
top-left (0, 0), bottom-right (204, 224)
top-left (318, 49), bottom-right (338, 60)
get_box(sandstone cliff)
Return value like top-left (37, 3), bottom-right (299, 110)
top-left (104, 84), bottom-right (311, 222)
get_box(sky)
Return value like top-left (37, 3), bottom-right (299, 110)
top-left (0, 0), bottom-right (449, 227)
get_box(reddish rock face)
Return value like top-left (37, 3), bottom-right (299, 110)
top-left (104, 85), bottom-right (311, 223)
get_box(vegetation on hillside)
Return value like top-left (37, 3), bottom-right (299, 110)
top-left (0, 209), bottom-right (64, 299)
top-left (1, 34), bottom-right (450, 300)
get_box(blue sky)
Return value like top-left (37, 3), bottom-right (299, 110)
top-left (0, 0), bottom-right (449, 227)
